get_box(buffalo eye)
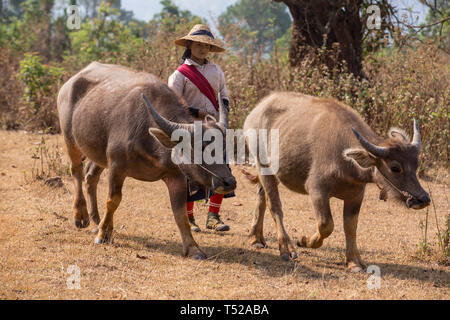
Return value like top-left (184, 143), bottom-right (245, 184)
top-left (391, 166), bottom-right (401, 173)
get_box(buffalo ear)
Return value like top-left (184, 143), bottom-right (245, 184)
top-left (343, 148), bottom-right (377, 168)
top-left (389, 127), bottom-right (409, 143)
top-left (149, 128), bottom-right (177, 149)
top-left (205, 114), bottom-right (217, 123)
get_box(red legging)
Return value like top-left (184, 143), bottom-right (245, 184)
top-left (187, 194), bottom-right (224, 217)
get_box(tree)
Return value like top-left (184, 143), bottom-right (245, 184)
top-left (420, 0), bottom-right (449, 52)
top-left (1, 0), bottom-right (27, 20)
top-left (146, 0), bottom-right (205, 45)
top-left (275, 0), bottom-right (366, 76)
top-left (218, 0), bottom-right (292, 54)
top-left (1, 0), bottom-right (57, 61)
top-left (151, 0), bottom-right (204, 31)
top-left (274, 1), bottom-right (406, 77)
top-left (77, 0), bottom-right (120, 18)
top-left (67, 1), bottom-right (133, 65)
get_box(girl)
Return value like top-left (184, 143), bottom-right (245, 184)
top-left (168, 24), bottom-right (234, 233)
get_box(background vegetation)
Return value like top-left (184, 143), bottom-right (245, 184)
top-left (0, 0), bottom-right (448, 172)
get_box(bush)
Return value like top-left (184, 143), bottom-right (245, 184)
top-left (0, 45), bottom-right (23, 130)
top-left (362, 44), bottom-right (449, 172)
top-left (18, 52), bottom-right (64, 132)
top-left (64, 2), bottom-right (134, 69)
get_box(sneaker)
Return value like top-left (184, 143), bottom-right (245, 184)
top-left (206, 212), bottom-right (230, 232)
top-left (188, 216), bottom-right (201, 232)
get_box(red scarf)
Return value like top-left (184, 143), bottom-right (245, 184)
top-left (177, 63), bottom-right (219, 111)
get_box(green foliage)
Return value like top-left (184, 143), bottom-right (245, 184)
top-left (1, 0), bottom-right (41, 53)
top-left (274, 25), bottom-right (291, 59)
top-left (0, 0), bottom-right (61, 61)
top-left (66, 1), bottom-right (134, 66)
top-left (0, 0), bottom-right (28, 20)
top-left (218, 0), bottom-right (291, 54)
top-left (77, 0), bottom-right (121, 18)
top-left (150, 0), bottom-right (204, 33)
top-left (19, 52), bottom-right (63, 113)
top-left (153, 0), bottom-right (202, 22)
top-left (420, 0), bottom-right (450, 52)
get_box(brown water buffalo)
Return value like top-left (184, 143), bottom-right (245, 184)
top-left (57, 62), bottom-right (236, 259)
top-left (242, 91), bottom-right (430, 271)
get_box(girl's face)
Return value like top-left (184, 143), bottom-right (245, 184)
top-left (190, 41), bottom-right (211, 61)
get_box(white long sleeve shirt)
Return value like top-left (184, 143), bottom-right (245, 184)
top-left (168, 58), bottom-right (229, 119)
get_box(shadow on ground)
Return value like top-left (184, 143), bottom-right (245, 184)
top-left (111, 233), bottom-right (450, 285)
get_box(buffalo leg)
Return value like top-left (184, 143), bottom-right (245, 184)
top-left (164, 176), bottom-right (206, 259)
top-left (249, 184), bottom-right (267, 248)
top-left (343, 193), bottom-right (366, 272)
top-left (298, 192), bottom-right (334, 248)
top-left (259, 174), bottom-right (297, 261)
top-left (84, 161), bottom-right (103, 226)
top-left (67, 145), bottom-right (89, 229)
top-left (94, 168), bottom-right (125, 244)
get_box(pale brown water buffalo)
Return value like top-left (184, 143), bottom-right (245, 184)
top-left (243, 91), bottom-right (430, 271)
top-left (57, 62), bottom-right (236, 259)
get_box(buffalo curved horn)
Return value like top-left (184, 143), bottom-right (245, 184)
top-left (218, 92), bottom-right (228, 129)
top-left (142, 93), bottom-right (192, 135)
top-left (351, 127), bottom-right (389, 158)
top-left (411, 118), bottom-right (421, 151)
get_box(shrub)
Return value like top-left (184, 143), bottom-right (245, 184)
top-left (0, 45), bottom-right (23, 130)
top-left (18, 52), bottom-right (64, 132)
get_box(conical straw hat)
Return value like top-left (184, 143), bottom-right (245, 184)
top-left (174, 24), bottom-right (225, 53)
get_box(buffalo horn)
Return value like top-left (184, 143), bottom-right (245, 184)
top-left (411, 118), bottom-right (421, 151)
top-left (142, 93), bottom-right (192, 135)
top-left (351, 127), bottom-right (389, 158)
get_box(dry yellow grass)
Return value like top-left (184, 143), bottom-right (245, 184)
top-left (0, 130), bottom-right (448, 300)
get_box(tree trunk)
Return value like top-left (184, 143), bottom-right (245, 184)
top-left (276, 0), bottom-right (364, 77)
top-left (41, 0), bottom-right (54, 62)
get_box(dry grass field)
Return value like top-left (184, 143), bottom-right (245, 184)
top-left (0, 130), bottom-right (448, 300)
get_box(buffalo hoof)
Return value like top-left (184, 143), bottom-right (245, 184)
top-left (347, 260), bottom-right (366, 273)
top-left (252, 242), bottom-right (266, 249)
top-left (94, 237), bottom-right (113, 245)
top-left (347, 263), bottom-right (366, 273)
top-left (75, 219), bottom-right (90, 229)
top-left (349, 266), bottom-right (365, 273)
top-left (281, 253), bottom-right (290, 261)
top-left (193, 253), bottom-right (207, 260)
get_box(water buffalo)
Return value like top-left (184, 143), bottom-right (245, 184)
top-left (242, 91), bottom-right (430, 271)
top-left (57, 62), bottom-right (236, 259)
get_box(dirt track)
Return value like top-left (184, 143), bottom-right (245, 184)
top-left (0, 130), bottom-right (448, 299)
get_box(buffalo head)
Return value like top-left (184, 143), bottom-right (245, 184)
top-left (344, 119), bottom-right (430, 209)
top-left (142, 93), bottom-right (236, 195)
